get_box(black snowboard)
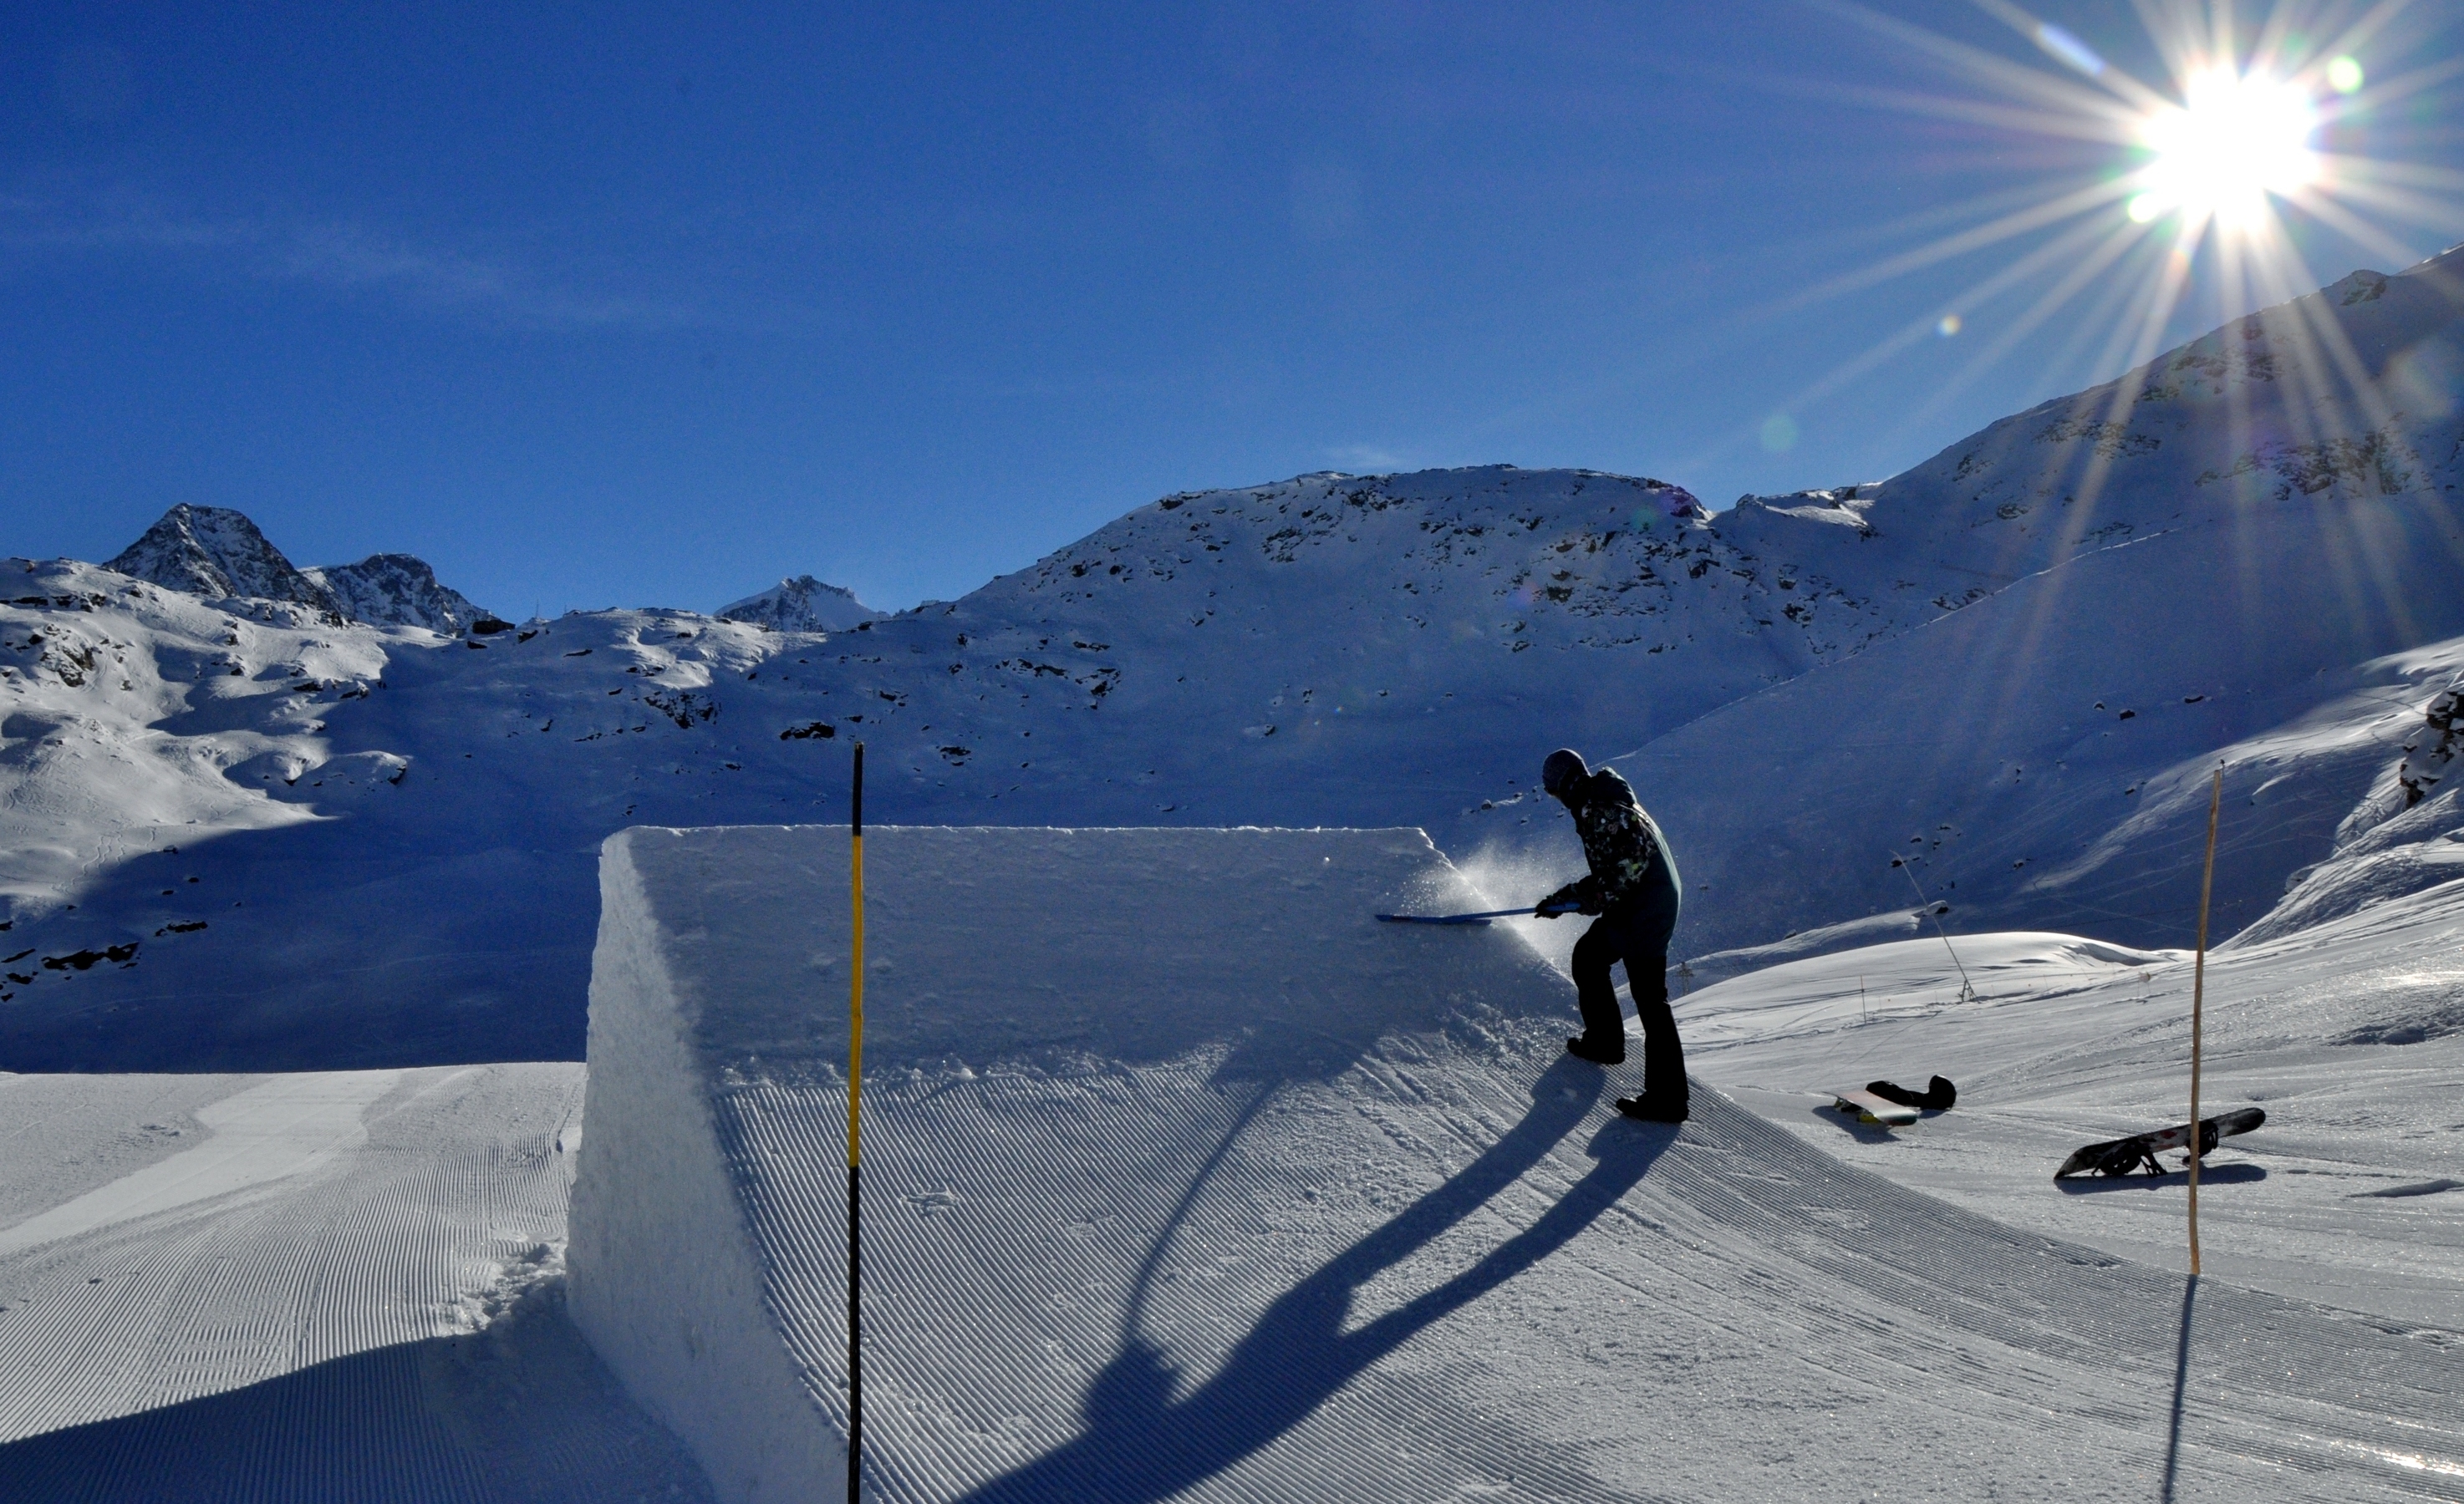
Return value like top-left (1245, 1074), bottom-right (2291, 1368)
top-left (1866, 1075), bottom-right (1956, 1112)
top-left (2054, 1107), bottom-right (2266, 1179)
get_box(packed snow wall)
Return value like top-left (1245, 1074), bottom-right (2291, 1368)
top-left (569, 823), bottom-right (2462, 1503)
top-left (566, 823), bottom-right (1559, 1503)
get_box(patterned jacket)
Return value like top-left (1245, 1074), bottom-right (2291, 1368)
top-left (1546, 768), bottom-right (1681, 917)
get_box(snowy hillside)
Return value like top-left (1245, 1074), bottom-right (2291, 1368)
top-left (1611, 250), bottom-right (2464, 956)
top-left (716, 574), bottom-right (878, 632)
top-left (3, 247), bottom-right (2461, 1069)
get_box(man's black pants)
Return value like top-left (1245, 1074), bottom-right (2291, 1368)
top-left (1570, 890), bottom-right (1686, 1104)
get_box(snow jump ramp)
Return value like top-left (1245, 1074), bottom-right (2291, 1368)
top-left (571, 826), bottom-right (2459, 1503)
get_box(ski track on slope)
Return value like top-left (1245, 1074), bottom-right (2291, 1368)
top-left (0, 1070), bottom-right (405, 1258)
top-left (0, 1064), bottom-right (712, 1501)
top-left (707, 1027), bottom-right (2457, 1503)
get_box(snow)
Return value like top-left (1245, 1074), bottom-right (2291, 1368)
top-left (0, 1070), bottom-right (405, 1258)
top-left (568, 822), bottom-right (1553, 1501)
top-left (0, 1064), bottom-right (712, 1499)
top-left (1683, 882), bottom-right (2464, 1333)
top-left (568, 821), bottom-right (2462, 1501)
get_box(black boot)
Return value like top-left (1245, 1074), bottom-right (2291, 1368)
top-left (1616, 1093), bottom-right (1688, 1124)
top-left (1566, 1034), bottom-right (1626, 1065)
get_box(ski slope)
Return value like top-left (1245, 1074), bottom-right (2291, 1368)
top-left (570, 823), bottom-right (2463, 1502)
top-left (0, 1064), bottom-right (711, 1501)
top-left (1681, 892), bottom-right (2464, 1332)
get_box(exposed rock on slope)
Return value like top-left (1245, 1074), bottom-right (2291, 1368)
top-left (107, 505), bottom-right (341, 617)
top-left (304, 553), bottom-right (493, 634)
top-left (716, 575), bottom-right (878, 633)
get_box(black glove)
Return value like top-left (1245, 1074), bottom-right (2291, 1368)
top-left (1536, 884), bottom-right (1582, 918)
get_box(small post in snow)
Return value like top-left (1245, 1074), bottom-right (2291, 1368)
top-left (847, 741), bottom-right (866, 1500)
top-left (2187, 763), bottom-right (2222, 1276)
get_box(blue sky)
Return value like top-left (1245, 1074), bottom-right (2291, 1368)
top-left (3, 2), bottom-right (2456, 615)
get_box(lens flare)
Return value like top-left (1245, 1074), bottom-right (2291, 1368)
top-left (1693, 0), bottom-right (2456, 488)
top-left (2136, 68), bottom-right (2319, 231)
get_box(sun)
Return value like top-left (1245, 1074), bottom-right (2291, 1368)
top-left (1698, 0), bottom-right (2458, 488)
top-left (2131, 67), bottom-right (2320, 231)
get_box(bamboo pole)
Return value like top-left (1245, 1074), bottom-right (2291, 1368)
top-left (2188, 763), bottom-right (2222, 1276)
top-left (848, 741), bottom-right (866, 1501)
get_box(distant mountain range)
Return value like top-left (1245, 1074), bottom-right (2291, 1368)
top-left (104, 504), bottom-right (499, 635)
top-left (3, 244), bottom-right (2460, 1072)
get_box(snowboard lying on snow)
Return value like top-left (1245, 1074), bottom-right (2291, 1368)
top-left (1831, 1089), bottom-right (1919, 1127)
top-left (2054, 1107), bottom-right (2266, 1179)
top-left (1829, 1076), bottom-right (1957, 1128)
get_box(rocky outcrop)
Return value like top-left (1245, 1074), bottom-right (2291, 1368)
top-left (305, 553), bottom-right (494, 635)
top-left (104, 506), bottom-right (491, 633)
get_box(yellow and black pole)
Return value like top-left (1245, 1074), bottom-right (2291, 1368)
top-left (847, 740), bottom-right (865, 1501)
top-left (2187, 761), bottom-right (2222, 1276)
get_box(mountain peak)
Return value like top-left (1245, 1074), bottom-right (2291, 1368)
top-left (717, 575), bottom-right (878, 633)
top-left (107, 504), bottom-right (340, 616)
top-left (303, 553), bottom-right (496, 635)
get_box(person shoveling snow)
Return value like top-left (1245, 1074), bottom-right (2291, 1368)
top-left (1535, 748), bottom-right (1689, 1123)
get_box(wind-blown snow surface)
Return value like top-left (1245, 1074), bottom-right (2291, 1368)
top-left (0, 1064), bottom-right (712, 1500)
top-left (572, 823), bottom-right (2460, 1503)
top-left (5, 249), bottom-right (2463, 1069)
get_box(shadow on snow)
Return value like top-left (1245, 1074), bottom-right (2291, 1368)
top-left (0, 1288), bottom-right (709, 1503)
top-left (956, 1055), bottom-right (1677, 1503)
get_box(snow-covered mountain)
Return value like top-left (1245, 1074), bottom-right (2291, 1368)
top-left (4, 246), bottom-right (2460, 1070)
top-left (716, 574), bottom-right (878, 632)
top-left (304, 553), bottom-right (496, 635)
top-left (106, 504), bottom-right (344, 617)
top-left (101, 502), bottom-right (496, 634)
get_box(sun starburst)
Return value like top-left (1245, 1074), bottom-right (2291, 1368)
top-left (2132, 65), bottom-right (2320, 231)
top-left (1714, 0), bottom-right (2461, 480)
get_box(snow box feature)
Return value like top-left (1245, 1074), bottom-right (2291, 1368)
top-left (567, 823), bottom-right (1558, 1504)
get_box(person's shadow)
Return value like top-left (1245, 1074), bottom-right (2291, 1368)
top-left (957, 1055), bottom-right (1680, 1503)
